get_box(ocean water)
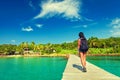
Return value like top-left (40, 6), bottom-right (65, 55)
top-left (0, 57), bottom-right (67, 80)
top-left (87, 56), bottom-right (120, 77)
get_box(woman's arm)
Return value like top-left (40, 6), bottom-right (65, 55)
top-left (78, 39), bottom-right (81, 50)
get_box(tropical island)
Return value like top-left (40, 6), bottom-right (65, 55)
top-left (0, 37), bottom-right (120, 57)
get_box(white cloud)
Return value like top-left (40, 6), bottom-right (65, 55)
top-left (73, 22), bottom-right (97, 28)
top-left (83, 17), bottom-right (94, 22)
top-left (72, 25), bottom-right (88, 28)
top-left (65, 41), bottom-right (73, 43)
top-left (34, 0), bottom-right (81, 20)
top-left (11, 40), bottom-right (16, 43)
top-left (110, 29), bottom-right (120, 36)
top-left (29, 1), bottom-right (35, 10)
top-left (22, 26), bottom-right (33, 32)
top-left (111, 18), bottom-right (120, 25)
top-left (36, 24), bottom-right (43, 28)
top-left (110, 18), bottom-right (120, 36)
top-left (83, 25), bottom-right (88, 28)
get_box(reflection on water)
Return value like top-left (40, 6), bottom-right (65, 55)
top-left (87, 56), bottom-right (120, 77)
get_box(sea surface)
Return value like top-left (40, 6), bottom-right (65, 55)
top-left (87, 56), bottom-right (120, 77)
top-left (0, 57), bottom-right (67, 80)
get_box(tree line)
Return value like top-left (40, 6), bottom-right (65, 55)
top-left (0, 37), bottom-right (120, 55)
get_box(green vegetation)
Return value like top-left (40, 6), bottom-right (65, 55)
top-left (88, 37), bottom-right (120, 54)
top-left (0, 37), bottom-right (120, 55)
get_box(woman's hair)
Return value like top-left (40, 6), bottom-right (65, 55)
top-left (79, 32), bottom-right (86, 39)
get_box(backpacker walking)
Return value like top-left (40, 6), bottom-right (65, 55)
top-left (78, 32), bottom-right (89, 72)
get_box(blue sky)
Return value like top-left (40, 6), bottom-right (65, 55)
top-left (0, 0), bottom-right (120, 44)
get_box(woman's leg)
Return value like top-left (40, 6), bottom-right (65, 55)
top-left (80, 52), bottom-right (87, 72)
top-left (83, 53), bottom-right (87, 67)
top-left (79, 52), bottom-right (84, 67)
top-left (82, 53), bottom-right (87, 72)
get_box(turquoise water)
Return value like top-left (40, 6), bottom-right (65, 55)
top-left (87, 56), bottom-right (120, 77)
top-left (0, 57), bottom-right (67, 80)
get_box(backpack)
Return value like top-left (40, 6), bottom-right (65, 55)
top-left (80, 38), bottom-right (89, 51)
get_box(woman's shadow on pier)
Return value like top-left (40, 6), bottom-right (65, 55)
top-left (73, 64), bottom-right (83, 71)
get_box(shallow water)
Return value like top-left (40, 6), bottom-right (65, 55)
top-left (0, 57), bottom-right (67, 80)
top-left (87, 56), bottom-right (120, 77)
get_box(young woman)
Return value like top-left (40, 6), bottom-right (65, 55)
top-left (78, 32), bottom-right (88, 72)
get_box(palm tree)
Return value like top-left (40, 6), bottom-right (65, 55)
top-left (88, 37), bottom-right (99, 48)
top-left (30, 41), bottom-right (35, 51)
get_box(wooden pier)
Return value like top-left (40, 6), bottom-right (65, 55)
top-left (62, 55), bottom-right (120, 80)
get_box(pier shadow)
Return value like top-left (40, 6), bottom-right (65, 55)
top-left (73, 64), bottom-right (83, 71)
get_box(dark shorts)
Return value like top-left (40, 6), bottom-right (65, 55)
top-left (79, 48), bottom-right (88, 53)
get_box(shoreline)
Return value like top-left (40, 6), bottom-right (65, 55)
top-left (87, 53), bottom-right (120, 56)
top-left (0, 53), bottom-right (69, 58)
top-left (0, 53), bottom-right (120, 58)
